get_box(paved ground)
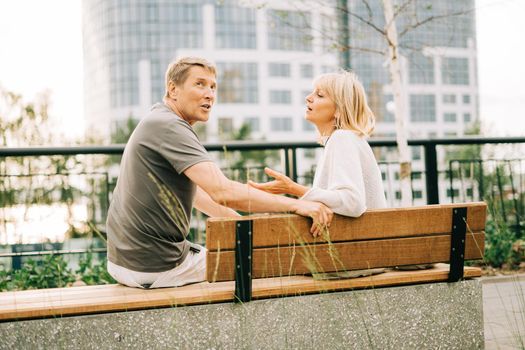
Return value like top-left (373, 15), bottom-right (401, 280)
top-left (483, 274), bottom-right (525, 349)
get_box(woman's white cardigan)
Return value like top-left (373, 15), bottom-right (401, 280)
top-left (301, 130), bottom-right (387, 217)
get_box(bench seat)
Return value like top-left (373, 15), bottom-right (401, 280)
top-left (0, 263), bottom-right (480, 321)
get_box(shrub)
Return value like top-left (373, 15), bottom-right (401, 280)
top-left (484, 219), bottom-right (517, 268)
top-left (0, 252), bottom-right (114, 291)
top-left (76, 251), bottom-right (115, 285)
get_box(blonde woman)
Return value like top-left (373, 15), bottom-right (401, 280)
top-left (249, 71), bottom-right (387, 217)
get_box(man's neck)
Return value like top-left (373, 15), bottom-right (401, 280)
top-left (163, 98), bottom-right (195, 126)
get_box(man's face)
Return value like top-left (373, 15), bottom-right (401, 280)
top-left (169, 66), bottom-right (217, 125)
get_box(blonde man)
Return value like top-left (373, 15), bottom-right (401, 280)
top-left (107, 57), bottom-right (333, 289)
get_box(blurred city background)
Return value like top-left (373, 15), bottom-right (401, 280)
top-left (0, 0), bottom-right (524, 290)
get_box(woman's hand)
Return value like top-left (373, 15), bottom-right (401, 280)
top-left (248, 167), bottom-right (308, 197)
top-left (291, 200), bottom-right (333, 237)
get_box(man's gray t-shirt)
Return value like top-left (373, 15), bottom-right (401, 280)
top-left (107, 103), bottom-right (211, 272)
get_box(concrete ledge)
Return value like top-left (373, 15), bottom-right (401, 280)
top-left (0, 279), bottom-right (484, 349)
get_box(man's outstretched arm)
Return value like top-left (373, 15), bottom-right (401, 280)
top-left (193, 185), bottom-right (240, 218)
top-left (184, 161), bottom-right (333, 236)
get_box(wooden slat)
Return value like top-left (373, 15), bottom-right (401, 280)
top-left (206, 202), bottom-right (487, 251)
top-left (0, 264), bottom-right (481, 321)
top-left (207, 232), bottom-right (485, 282)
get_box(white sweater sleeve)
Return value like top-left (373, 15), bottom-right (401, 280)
top-left (301, 132), bottom-right (366, 217)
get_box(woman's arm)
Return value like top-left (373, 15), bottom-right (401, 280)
top-left (248, 167), bottom-right (309, 197)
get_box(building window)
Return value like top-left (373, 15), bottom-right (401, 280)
top-left (218, 117), bottom-right (234, 135)
top-left (270, 117), bottom-right (293, 131)
top-left (167, 4), bottom-right (203, 49)
top-left (301, 89), bottom-right (311, 102)
top-left (321, 65), bottom-right (336, 74)
top-left (462, 94), bottom-right (471, 104)
top-left (244, 116), bottom-right (260, 132)
top-left (300, 64), bottom-right (313, 78)
top-left (443, 94), bottom-right (456, 104)
top-left (303, 119), bottom-right (315, 131)
top-left (442, 57), bottom-right (469, 85)
top-left (268, 63), bottom-right (290, 77)
top-left (217, 62), bottom-right (258, 103)
top-left (412, 172), bottom-right (422, 180)
top-left (444, 113), bottom-right (457, 123)
top-left (410, 94), bottom-right (436, 122)
top-left (408, 53), bottom-right (434, 84)
top-left (447, 188), bottom-right (460, 198)
top-left (193, 123), bottom-right (207, 142)
top-left (445, 131), bottom-right (457, 137)
top-left (413, 190), bottom-right (423, 199)
top-left (304, 149), bottom-right (316, 159)
top-left (463, 113), bottom-right (472, 123)
top-left (267, 10), bottom-right (312, 51)
top-left (269, 90), bottom-right (292, 104)
top-left (215, 3), bottom-right (257, 49)
top-left (411, 147), bottom-right (422, 160)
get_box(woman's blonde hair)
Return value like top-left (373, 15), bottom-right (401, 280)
top-left (314, 71), bottom-right (375, 137)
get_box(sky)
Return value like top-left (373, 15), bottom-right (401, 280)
top-left (0, 0), bottom-right (524, 141)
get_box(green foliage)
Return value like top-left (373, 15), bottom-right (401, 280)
top-left (445, 121), bottom-right (484, 162)
top-left (484, 218), bottom-right (516, 268)
top-left (221, 123), bottom-right (279, 182)
top-left (0, 252), bottom-right (115, 291)
top-left (0, 267), bottom-right (9, 291)
top-left (77, 251), bottom-right (116, 285)
top-left (4, 255), bottom-right (76, 290)
top-left (110, 115), bottom-right (139, 144)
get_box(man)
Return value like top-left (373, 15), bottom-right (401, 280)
top-left (106, 57), bottom-right (333, 289)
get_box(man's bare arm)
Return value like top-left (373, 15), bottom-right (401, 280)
top-left (184, 161), bottom-right (333, 236)
top-left (193, 186), bottom-right (240, 218)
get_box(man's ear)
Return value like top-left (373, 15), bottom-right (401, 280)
top-left (168, 81), bottom-right (179, 100)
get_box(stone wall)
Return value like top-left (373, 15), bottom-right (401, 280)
top-left (0, 280), bottom-right (484, 349)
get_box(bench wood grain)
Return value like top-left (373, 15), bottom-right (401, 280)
top-left (206, 203), bottom-right (486, 282)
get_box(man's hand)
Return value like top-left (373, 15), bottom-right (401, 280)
top-left (248, 167), bottom-right (308, 197)
top-left (292, 200), bottom-right (333, 237)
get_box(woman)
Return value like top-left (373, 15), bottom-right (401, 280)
top-left (249, 71), bottom-right (387, 217)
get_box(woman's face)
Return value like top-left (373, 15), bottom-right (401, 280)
top-left (305, 84), bottom-right (337, 130)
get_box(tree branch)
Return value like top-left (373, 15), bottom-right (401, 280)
top-left (398, 6), bottom-right (476, 38)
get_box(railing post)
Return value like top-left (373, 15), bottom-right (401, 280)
top-left (424, 142), bottom-right (439, 204)
top-left (290, 147), bottom-right (297, 182)
top-left (283, 148), bottom-right (290, 179)
top-left (283, 147), bottom-right (297, 182)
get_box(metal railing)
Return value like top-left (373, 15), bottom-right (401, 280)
top-left (1, 136), bottom-right (525, 263)
top-left (3, 136), bottom-right (525, 203)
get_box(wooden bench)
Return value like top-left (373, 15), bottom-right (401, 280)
top-left (0, 202), bottom-right (485, 321)
top-left (0, 202), bottom-right (487, 348)
top-left (206, 202), bottom-right (486, 301)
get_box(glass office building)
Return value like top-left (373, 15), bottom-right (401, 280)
top-left (82, 0), bottom-right (335, 142)
top-left (82, 0), bottom-right (478, 204)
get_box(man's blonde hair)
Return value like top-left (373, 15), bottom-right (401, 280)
top-left (164, 57), bottom-right (216, 99)
top-left (314, 71), bottom-right (375, 137)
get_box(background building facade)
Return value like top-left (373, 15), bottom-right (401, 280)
top-left (82, 0), bottom-right (478, 204)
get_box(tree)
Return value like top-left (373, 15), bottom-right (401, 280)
top-left (0, 88), bottom-right (94, 243)
top-left (219, 123), bottom-right (280, 183)
top-left (259, 0), bottom-right (475, 205)
top-left (110, 115), bottom-right (139, 144)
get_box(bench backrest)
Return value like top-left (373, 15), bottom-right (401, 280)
top-left (206, 202), bottom-right (486, 282)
